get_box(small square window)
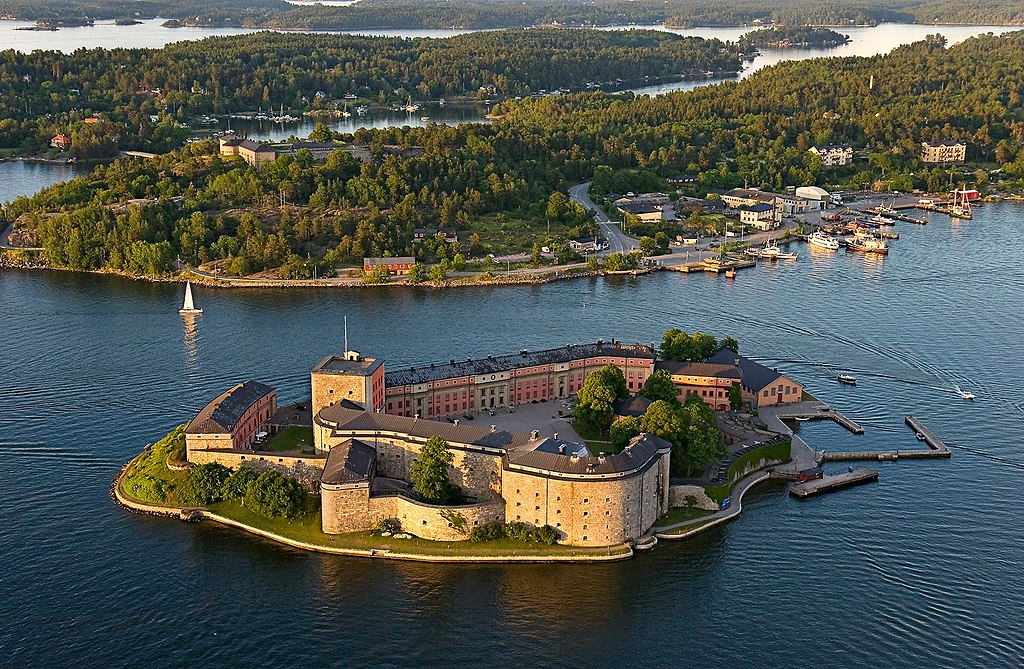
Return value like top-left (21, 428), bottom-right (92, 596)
top-left (583, 511), bottom-right (589, 517)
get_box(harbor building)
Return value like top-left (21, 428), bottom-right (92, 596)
top-left (808, 144), bottom-right (853, 167)
top-left (738, 203), bottom-right (778, 230)
top-left (706, 351), bottom-right (803, 407)
top-left (218, 135), bottom-right (277, 169)
top-left (921, 140), bottom-right (967, 164)
top-left (654, 360), bottom-right (742, 411)
top-left (382, 341), bottom-right (656, 419)
top-left (795, 186), bottom-right (831, 209)
top-left (185, 381), bottom-right (277, 454)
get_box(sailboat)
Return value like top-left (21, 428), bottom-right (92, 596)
top-left (179, 281), bottom-right (202, 315)
top-left (950, 187), bottom-right (973, 219)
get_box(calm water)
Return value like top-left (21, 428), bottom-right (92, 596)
top-left (0, 160), bottom-right (90, 202)
top-left (2, 203), bottom-right (1023, 666)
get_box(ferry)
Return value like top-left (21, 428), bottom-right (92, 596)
top-left (847, 232), bottom-right (889, 255)
top-left (807, 230), bottom-right (840, 250)
top-left (837, 374), bottom-right (857, 385)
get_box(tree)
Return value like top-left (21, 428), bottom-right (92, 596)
top-left (222, 466), bottom-right (258, 501)
top-left (639, 400), bottom-right (686, 449)
top-left (719, 336), bottom-right (740, 353)
top-left (575, 364), bottom-right (627, 435)
top-left (729, 382), bottom-right (744, 411)
top-left (604, 252), bottom-right (627, 271)
top-left (639, 236), bottom-right (656, 255)
top-left (310, 121), bottom-right (333, 143)
top-left (639, 369), bottom-right (681, 408)
top-left (175, 463), bottom-right (230, 506)
top-left (677, 395), bottom-right (726, 476)
top-left (244, 471), bottom-right (307, 518)
top-left (408, 262), bottom-right (428, 283)
top-left (411, 435), bottom-right (460, 505)
top-left (428, 263), bottom-right (448, 283)
top-left (610, 416), bottom-right (640, 450)
top-left (362, 264), bottom-right (391, 284)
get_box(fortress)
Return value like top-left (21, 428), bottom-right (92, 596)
top-left (184, 340), bottom-right (801, 547)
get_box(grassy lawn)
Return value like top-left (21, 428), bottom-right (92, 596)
top-left (655, 506), bottom-right (714, 526)
top-left (572, 420), bottom-right (625, 454)
top-left (0, 147), bottom-right (19, 159)
top-left (467, 211), bottom-right (572, 255)
top-left (265, 425), bottom-right (314, 453)
top-left (121, 425), bottom-right (189, 504)
top-left (208, 499), bottom-right (631, 557)
top-left (657, 519), bottom-right (717, 537)
top-left (704, 440), bottom-right (792, 503)
top-left (801, 390), bottom-right (818, 402)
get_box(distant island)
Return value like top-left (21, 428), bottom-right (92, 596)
top-left (739, 27), bottom-right (851, 49)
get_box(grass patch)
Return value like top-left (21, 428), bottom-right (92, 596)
top-left (0, 147), bottom-right (19, 159)
top-left (208, 499), bottom-right (630, 557)
top-left (121, 424), bottom-right (189, 503)
top-left (656, 506), bottom-right (714, 526)
top-left (704, 440), bottom-right (792, 504)
top-left (467, 211), bottom-right (572, 255)
top-left (573, 421), bottom-right (625, 454)
top-left (801, 390), bottom-right (818, 402)
top-left (265, 425), bottom-right (314, 453)
top-left (657, 518), bottom-right (717, 537)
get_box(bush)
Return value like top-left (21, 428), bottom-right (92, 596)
top-left (244, 470), bottom-right (307, 518)
top-left (469, 522), bottom-right (506, 543)
top-left (377, 517), bottom-right (401, 534)
top-left (221, 466), bottom-right (258, 501)
top-left (533, 525), bottom-right (560, 545)
top-left (126, 474), bottom-right (169, 503)
top-left (175, 463), bottom-right (231, 506)
top-left (505, 521), bottom-right (533, 542)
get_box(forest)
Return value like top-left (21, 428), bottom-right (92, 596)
top-left (738, 27), bottom-right (850, 50)
top-left (0, 29), bottom-right (739, 157)
top-left (1, 0), bottom-right (1023, 28)
top-left (6, 32), bottom-right (1024, 280)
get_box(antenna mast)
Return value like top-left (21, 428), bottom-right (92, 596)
top-left (344, 315), bottom-right (348, 352)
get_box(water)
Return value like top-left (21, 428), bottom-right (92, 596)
top-left (2, 203), bottom-right (1023, 666)
top-left (0, 160), bottom-right (91, 201)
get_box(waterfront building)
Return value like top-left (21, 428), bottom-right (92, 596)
top-left (49, 134), bottom-right (71, 150)
top-left (362, 257), bottom-right (416, 275)
top-left (382, 341), bottom-right (656, 419)
top-left (185, 380), bottom-right (277, 455)
top-left (921, 140), bottom-right (967, 164)
top-left (706, 351), bottom-right (803, 407)
top-left (808, 145), bottom-right (854, 167)
top-left (617, 202), bottom-right (666, 222)
top-left (738, 203), bottom-right (778, 230)
top-left (654, 360), bottom-right (742, 411)
top-left (795, 186), bottom-right (831, 209)
top-left (315, 404), bottom-right (671, 546)
top-left (721, 188), bottom-right (811, 218)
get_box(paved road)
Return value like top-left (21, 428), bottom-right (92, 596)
top-left (568, 182), bottom-right (639, 255)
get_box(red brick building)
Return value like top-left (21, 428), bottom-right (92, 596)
top-left (363, 257), bottom-right (416, 275)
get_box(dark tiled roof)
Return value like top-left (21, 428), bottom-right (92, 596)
top-left (706, 351), bottom-right (783, 391)
top-left (924, 139), bottom-right (966, 147)
top-left (618, 202), bottom-right (661, 215)
top-left (507, 433), bottom-right (671, 476)
top-left (613, 395), bottom-right (653, 417)
top-left (237, 138), bottom-right (274, 153)
top-left (812, 144), bottom-right (852, 151)
top-left (740, 203), bottom-right (774, 213)
top-left (186, 380), bottom-right (275, 435)
top-left (384, 341), bottom-right (655, 386)
top-left (317, 405), bottom-right (538, 451)
top-left (655, 361), bottom-right (742, 379)
top-left (321, 438), bottom-right (376, 485)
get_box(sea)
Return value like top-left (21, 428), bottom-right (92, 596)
top-left (1, 201), bottom-right (1023, 666)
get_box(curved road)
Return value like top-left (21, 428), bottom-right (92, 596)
top-left (568, 182), bottom-right (639, 255)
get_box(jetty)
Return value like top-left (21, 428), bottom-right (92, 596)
top-left (761, 403), bottom-right (865, 435)
top-left (819, 415), bottom-right (951, 462)
top-left (663, 255), bottom-right (756, 274)
top-left (910, 202), bottom-right (971, 220)
top-left (862, 207), bottom-right (927, 225)
top-left (789, 467), bottom-right (879, 498)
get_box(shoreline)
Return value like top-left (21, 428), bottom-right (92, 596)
top-left (110, 452), bottom-right (634, 563)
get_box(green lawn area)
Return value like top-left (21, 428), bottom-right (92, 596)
top-left (657, 519), bottom-right (717, 537)
top-left (265, 425), bottom-right (314, 453)
top-left (573, 420), bottom-right (626, 454)
top-left (801, 390), bottom-right (818, 402)
top-left (0, 148), bottom-right (19, 159)
top-left (207, 499), bottom-right (631, 558)
top-left (121, 425), bottom-right (189, 504)
top-left (467, 211), bottom-right (572, 255)
top-left (655, 506), bottom-right (714, 526)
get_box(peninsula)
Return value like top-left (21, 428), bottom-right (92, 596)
top-left (114, 329), bottom-right (949, 561)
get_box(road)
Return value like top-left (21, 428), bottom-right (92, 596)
top-left (568, 182), bottom-right (639, 255)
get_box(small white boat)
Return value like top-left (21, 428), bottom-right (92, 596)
top-left (759, 240), bottom-right (781, 259)
top-left (355, 105), bottom-right (368, 115)
top-left (837, 373), bottom-right (857, 385)
top-left (958, 390), bottom-right (976, 400)
top-left (420, 116), bottom-right (430, 122)
top-left (795, 416), bottom-right (810, 422)
top-left (916, 432), bottom-right (927, 441)
top-left (179, 281), bottom-right (202, 315)
top-left (776, 250), bottom-right (799, 261)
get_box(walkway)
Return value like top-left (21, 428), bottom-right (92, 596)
top-left (652, 470), bottom-right (772, 539)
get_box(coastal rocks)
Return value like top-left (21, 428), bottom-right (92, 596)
top-left (668, 484), bottom-right (719, 511)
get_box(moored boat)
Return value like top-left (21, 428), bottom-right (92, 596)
top-left (807, 230), bottom-right (840, 250)
top-left (847, 232), bottom-right (889, 255)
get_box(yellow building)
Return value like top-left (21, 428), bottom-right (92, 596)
top-left (921, 140), bottom-right (966, 164)
top-left (311, 351), bottom-right (385, 414)
top-left (218, 135), bottom-right (277, 169)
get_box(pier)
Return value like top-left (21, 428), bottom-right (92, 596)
top-left (761, 403), bottom-right (865, 435)
top-left (819, 415), bottom-right (951, 462)
top-left (663, 255), bottom-right (757, 274)
top-left (861, 206), bottom-right (927, 225)
top-left (789, 467), bottom-right (879, 498)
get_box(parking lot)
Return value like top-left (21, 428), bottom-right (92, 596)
top-left (464, 399), bottom-right (584, 448)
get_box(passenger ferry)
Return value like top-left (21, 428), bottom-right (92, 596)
top-left (807, 230), bottom-right (840, 250)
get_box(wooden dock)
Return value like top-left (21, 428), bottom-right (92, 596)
top-left (664, 255), bottom-right (756, 274)
top-left (860, 207), bottom-right (927, 225)
top-left (819, 416), bottom-right (951, 462)
top-left (775, 408), bottom-right (865, 435)
top-left (790, 467), bottom-right (879, 498)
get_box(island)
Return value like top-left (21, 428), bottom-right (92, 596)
top-left (113, 328), bottom-right (950, 561)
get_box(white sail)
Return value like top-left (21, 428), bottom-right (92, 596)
top-left (179, 281), bottom-right (202, 314)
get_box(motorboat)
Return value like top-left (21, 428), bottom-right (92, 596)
top-left (958, 390), bottom-right (976, 400)
top-left (916, 432), bottom-right (927, 441)
top-left (759, 240), bottom-right (781, 259)
top-left (807, 230), bottom-right (840, 250)
top-left (837, 374), bottom-right (857, 385)
top-left (776, 250), bottom-right (799, 260)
